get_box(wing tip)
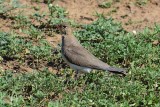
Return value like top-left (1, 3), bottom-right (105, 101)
top-left (107, 66), bottom-right (127, 76)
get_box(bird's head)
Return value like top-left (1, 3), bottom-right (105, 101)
top-left (53, 24), bottom-right (67, 35)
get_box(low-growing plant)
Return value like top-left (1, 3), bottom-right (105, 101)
top-left (28, 39), bottom-right (52, 61)
top-left (136, 0), bottom-right (148, 6)
top-left (0, 0), bottom-right (21, 14)
top-left (14, 12), bottom-right (31, 29)
top-left (48, 5), bottom-right (68, 26)
top-left (26, 25), bottom-right (44, 39)
top-left (74, 15), bottom-right (160, 68)
top-left (98, 1), bottom-right (112, 8)
top-left (98, 0), bottom-right (120, 8)
top-left (0, 32), bottom-right (25, 59)
top-left (0, 2), bottom-right (160, 106)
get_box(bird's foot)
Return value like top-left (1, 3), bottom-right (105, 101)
top-left (74, 70), bottom-right (80, 80)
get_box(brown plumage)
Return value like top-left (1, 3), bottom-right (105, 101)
top-left (61, 26), bottom-right (126, 76)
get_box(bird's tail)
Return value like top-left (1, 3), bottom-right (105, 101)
top-left (106, 66), bottom-right (127, 76)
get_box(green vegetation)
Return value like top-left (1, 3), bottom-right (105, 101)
top-left (98, 1), bottom-right (112, 8)
top-left (98, 0), bottom-right (120, 8)
top-left (0, 1), bottom-right (160, 107)
top-left (136, 0), bottom-right (148, 6)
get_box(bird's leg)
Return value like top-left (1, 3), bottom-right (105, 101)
top-left (74, 70), bottom-right (79, 80)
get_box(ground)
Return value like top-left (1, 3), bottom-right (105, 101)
top-left (0, 0), bottom-right (160, 106)
top-left (0, 0), bottom-right (160, 73)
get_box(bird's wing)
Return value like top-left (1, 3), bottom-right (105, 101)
top-left (63, 44), bottom-right (109, 70)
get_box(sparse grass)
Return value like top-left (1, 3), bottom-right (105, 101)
top-left (0, 0), bottom-right (22, 15)
top-left (135, 0), bottom-right (148, 6)
top-left (98, 0), bottom-right (120, 8)
top-left (98, 1), bottom-right (112, 8)
top-left (0, 1), bottom-right (160, 107)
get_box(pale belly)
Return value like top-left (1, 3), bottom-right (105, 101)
top-left (69, 63), bottom-right (92, 73)
top-left (62, 54), bottom-right (92, 73)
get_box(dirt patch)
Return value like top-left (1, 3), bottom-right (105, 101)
top-left (2, 0), bottom-right (160, 32)
top-left (55, 0), bottom-right (160, 32)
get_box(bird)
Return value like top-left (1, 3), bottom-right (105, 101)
top-left (60, 25), bottom-right (126, 77)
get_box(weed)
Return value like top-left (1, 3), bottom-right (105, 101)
top-left (75, 16), bottom-right (160, 69)
top-left (98, 0), bottom-right (120, 8)
top-left (14, 12), bottom-right (31, 29)
top-left (48, 5), bottom-right (68, 25)
top-left (98, 1), bottom-right (112, 8)
top-left (136, 0), bottom-right (148, 6)
top-left (28, 39), bottom-right (52, 61)
top-left (26, 25), bottom-right (44, 39)
top-left (0, 0), bottom-right (21, 14)
top-left (0, 2), bottom-right (160, 106)
top-left (0, 32), bottom-right (25, 59)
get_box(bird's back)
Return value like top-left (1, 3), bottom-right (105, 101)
top-left (61, 26), bottom-right (126, 75)
top-left (62, 34), bottom-right (110, 70)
